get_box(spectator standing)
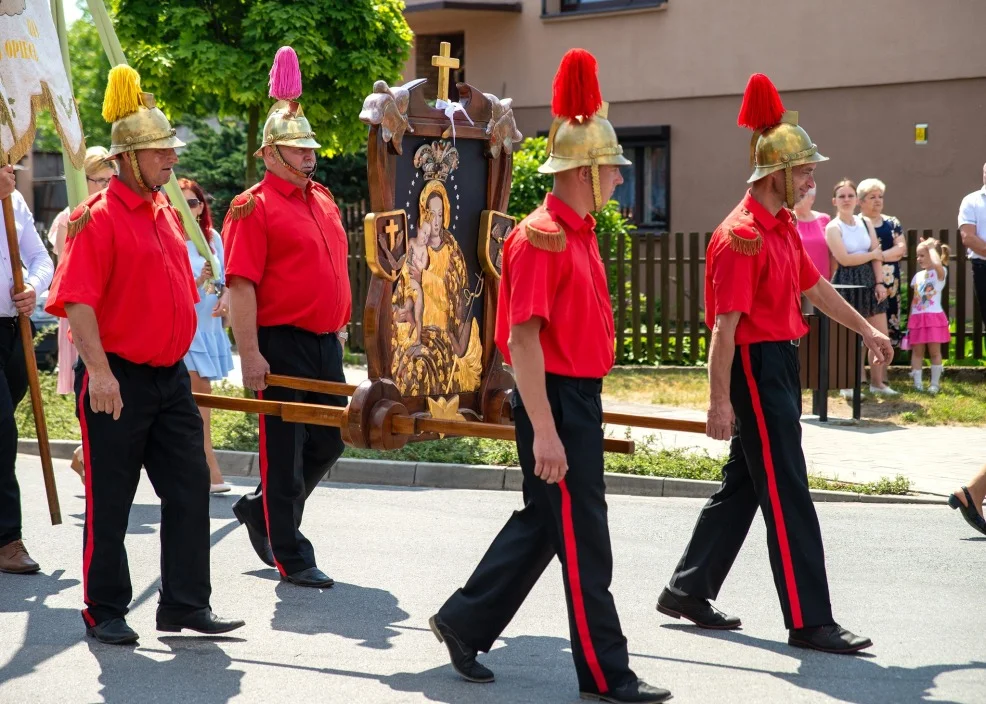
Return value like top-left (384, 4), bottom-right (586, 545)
top-left (178, 178), bottom-right (233, 494)
top-left (825, 179), bottom-right (897, 396)
top-left (793, 186), bottom-right (831, 279)
top-left (50, 147), bottom-right (118, 483)
top-left (858, 178), bottom-right (906, 346)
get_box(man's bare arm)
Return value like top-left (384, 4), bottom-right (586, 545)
top-left (960, 224), bottom-right (986, 258)
top-left (706, 311), bottom-right (740, 441)
top-left (65, 303), bottom-right (123, 419)
top-left (228, 276), bottom-right (268, 390)
top-left (508, 318), bottom-right (567, 484)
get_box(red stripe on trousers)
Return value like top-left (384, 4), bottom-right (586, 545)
top-left (257, 390), bottom-right (287, 577)
top-left (558, 479), bottom-right (608, 694)
top-left (740, 346), bottom-right (804, 629)
top-left (78, 371), bottom-right (96, 624)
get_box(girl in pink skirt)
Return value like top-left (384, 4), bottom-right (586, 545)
top-left (902, 238), bottom-right (951, 392)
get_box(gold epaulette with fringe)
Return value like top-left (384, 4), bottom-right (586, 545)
top-left (522, 215), bottom-right (566, 252)
top-left (229, 193), bottom-right (256, 220)
top-left (66, 205), bottom-right (92, 239)
top-left (727, 227), bottom-right (763, 256)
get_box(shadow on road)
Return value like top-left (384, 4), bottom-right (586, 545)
top-left (0, 570), bottom-right (82, 689)
top-left (88, 636), bottom-right (244, 704)
top-left (652, 624), bottom-right (985, 704)
top-left (272, 580), bottom-right (410, 650)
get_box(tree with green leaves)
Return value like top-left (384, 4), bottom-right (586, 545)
top-left (114, 0), bottom-right (412, 184)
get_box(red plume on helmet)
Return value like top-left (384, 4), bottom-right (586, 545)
top-left (551, 48), bottom-right (603, 121)
top-left (737, 73), bottom-right (784, 131)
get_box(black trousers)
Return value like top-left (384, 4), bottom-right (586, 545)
top-left (235, 326), bottom-right (346, 577)
top-left (75, 355), bottom-right (212, 626)
top-left (0, 318), bottom-right (28, 548)
top-left (972, 260), bottom-right (986, 325)
top-left (669, 341), bottom-right (833, 630)
top-left (439, 375), bottom-right (636, 696)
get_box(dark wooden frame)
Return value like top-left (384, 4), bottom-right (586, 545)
top-left (364, 81), bottom-right (515, 419)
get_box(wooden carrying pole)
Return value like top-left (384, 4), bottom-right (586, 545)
top-left (1, 195), bottom-right (60, 524)
top-left (193, 393), bottom-right (636, 454)
top-left (263, 374), bottom-right (707, 436)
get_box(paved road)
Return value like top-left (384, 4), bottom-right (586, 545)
top-left (1, 456), bottom-right (984, 703)
top-left (227, 358), bottom-right (984, 496)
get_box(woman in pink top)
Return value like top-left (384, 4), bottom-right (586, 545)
top-left (793, 186), bottom-right (831, 279)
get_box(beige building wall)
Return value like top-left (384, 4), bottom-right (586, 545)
top-left (404, 0), bottom-right (986, 231)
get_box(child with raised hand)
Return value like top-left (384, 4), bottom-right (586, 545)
top-left (902, 238), bottom-right (950, 392)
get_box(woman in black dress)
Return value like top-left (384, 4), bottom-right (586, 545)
top-left (858, 178), bottom-right (907, 346)
top-left (825, 179), bottom-right (897, 395)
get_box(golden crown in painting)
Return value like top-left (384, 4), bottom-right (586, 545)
top-left (413, 141), bottom-right (459, 183)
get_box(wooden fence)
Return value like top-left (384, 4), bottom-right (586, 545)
top-left (339, 203), bottom-right (985, 364)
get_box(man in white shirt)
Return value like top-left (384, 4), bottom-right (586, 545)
top-left (958, 162), bottom-right (986, 313)
top-left (0, 164), bottom-right (54, 574)
top-left (952, 163), bottom-right (986, 537)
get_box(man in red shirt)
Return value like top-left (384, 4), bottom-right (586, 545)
top-left (655, 75), bottom-right (892, 654)
top-left (46, 66), bottom-right (244, 645)
top-left (430, 51), bottom-right (670, 704)
top-left (224, 50), bottom-right (350, 589)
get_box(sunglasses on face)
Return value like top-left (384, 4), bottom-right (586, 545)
top-left (87, 177), bottom-right (111, 187)
top-left (185, 198), bottom-right (202, 208)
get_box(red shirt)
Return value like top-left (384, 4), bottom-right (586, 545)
top-left (46, 177), bottom-right (198, 367)
top-left (706, 190), bottom-right (821, 345)
top-left (223, 172), bottom-right (351, 334)
top-left (496, 193), bottom-right (615, 378)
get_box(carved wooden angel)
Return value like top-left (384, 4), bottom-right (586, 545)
top-left (483, 94), bottom-right (523, 159)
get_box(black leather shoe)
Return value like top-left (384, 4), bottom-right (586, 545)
top-left (85, 616), bottom-right (139, 645)
top-left (788, 624), bottom-right (872, 654)
top-left (157, 607), bottom-right (245, 635)
top-left (657, 587), bottom-right (741, 630)
top-left (283, 567), bottom-right (334, 588)
top-left (232, 500), bottom-right (275, 568)
top-left (580, 678), bottom-right (673, 703)
top-left (429, 614), bottom-right (494, 683)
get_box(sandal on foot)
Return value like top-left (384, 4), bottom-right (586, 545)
top-left (947, 487), bottom-right (986, 536)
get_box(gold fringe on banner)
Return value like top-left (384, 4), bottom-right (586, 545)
top-left (3, 83), bottom-right (87, 170)
top-left (229, 193), bottom-right (256, 220)
top-left (727, 228), bottom-right (762, 256)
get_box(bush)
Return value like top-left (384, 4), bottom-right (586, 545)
top-left (507, 137), bottom-right (552, 220)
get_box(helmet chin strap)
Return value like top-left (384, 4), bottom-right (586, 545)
top-left (127, 151), bottom-right (155, 193)
top-left (271, 145), bottom-right (316, 182)
top-left (590, 163), bottom-right (603, 212)
top-left (784, 165), bottom-right (795, 209)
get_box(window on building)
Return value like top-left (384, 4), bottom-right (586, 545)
top-left (559, 0), bottom-right (665, 13)
top-left (611, 128), bottom-right (670, 231)
top-left (415, 32), bottom-right (465, 98)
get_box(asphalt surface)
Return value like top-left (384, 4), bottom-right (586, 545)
top-left (1, 456), bottom-right (984, 704)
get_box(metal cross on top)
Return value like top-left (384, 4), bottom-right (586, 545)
top-left (431, 41), bottom-right (460, 103)
top-left (384, 218), bottom-right (401, 249)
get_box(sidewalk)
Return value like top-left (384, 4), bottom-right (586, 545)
top-left (228, 356), bottom-right (981, 497)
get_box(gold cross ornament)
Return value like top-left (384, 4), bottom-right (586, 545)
top-left (431, 41), bottom-right (460, 103)
top-left (384, 218), bottom-right (401, 249)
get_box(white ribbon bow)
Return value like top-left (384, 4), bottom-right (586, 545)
top-left (435, 99), bottom-right (474, 143)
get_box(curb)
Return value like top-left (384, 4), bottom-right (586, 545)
top-left (19, 439), bottom-right (945, 505)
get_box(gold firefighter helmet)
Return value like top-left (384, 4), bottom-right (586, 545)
top-left (254, 100), bottom-right (321, 157)
top-left (101, 65), bottom-right (184, 191)
top-left (255, 47), bottom-right (321, 180)
top-left (738, 74), bottom-right (827, 206)
top-left (538, 49), bottom-right (630, 210)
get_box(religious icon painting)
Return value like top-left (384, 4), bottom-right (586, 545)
top-left (358, 43), bottom-right (523, 424)
top-left (364, 209), bottom-right (408, 282)
top-left (478, 210), bottom-right (515, 280)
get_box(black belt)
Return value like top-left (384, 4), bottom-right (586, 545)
top-left (545, 373), bottom-right (603, 395)
top-left (0, 317), bottom-right (18, 327)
